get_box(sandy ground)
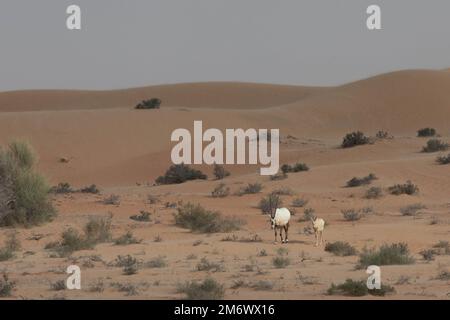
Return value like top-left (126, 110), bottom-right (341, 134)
top-left (0, 69), bottom-right (449, 299)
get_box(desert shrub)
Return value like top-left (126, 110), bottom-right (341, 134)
top-left (213, 164), bottom-right (230, 180)
top-left (236, 183), bottom-right (263, 196)
top-left (211, 183), bottom-right (230, 198)
top-left (89, 280), bottom-right (105, 293)
top-left (0, 274), bottom-right (16, 297)
top-left (130, 210), bottom-right (151, 222)
top-left (376, 130), bottom-right (391, 139)
top-left (298, 208), bottom-right (316, 222)
top-left (111, 282), bottom-right (139, 296)
top-left (145, 256), bottom-right (167, 268)
top-left (327, 279), bottom-right (394, 297)
top-left (156, 164), bottom-right (207, 185)
top-left (0, 233), bottom-right (21, 261)
top-left (271, 187), bottom-right (294, 196)
top-left (270, 172), bottom-right (287, 181)
top-left (272, 256), bottom-right (290, 268)
top-left (341, 131), bottom-right (370, 148)
top-left (281, 163), bottom-right (309, 174)
top-left (357, 243), bottom-right (415, 269)
top-left (436, 270), bottom-right (450, 281)
top-left (84, 216), bottom-right (112, 243)
top-left (436, 154), bottom-right (450, 165)
top-left (400, 203), bottom-right (426, 216)
top-left (422, 139), bottom-right (449, 153)
top-left (258, 193), bottom-right (282, 215)
top-left (419, 249), bottom-right (435, 261)
top-left (365, 186), bottom-right (383, 199)
top-left (388, 181), bottom-right (419, 195)
top-left (341, 209), bottom-right (362, 221)
top-left (177, 278), bottom-right (224, 300)
top-left (291, 197), bottom-right (308, 207)
top-left (114, 231), bottom-right (141, 245)
top-left (174, 203), bottom-right (243, 233)
top-left (251, 280), bottom-right (274, 291)
top-left (0, 141), bottom-right (56, 227)
top-left (80, 184), bottom-right (99, 194)
top-left (103, 194), bottom-right (120, 205)
top-left (417, 127), bottom-right (436, 137)
top-left (112, 255), bottom-right (139, 275)
top-left (196, 257), bottom-right (224, 272)
top-left (51, 182), bottom-right (73, 194)
top-left (135, 98), bottom-right (161, 109)
top-left (257, 249), bottom-right (268, 257)
top-left (346, 173), bottom-right (377, 187)
top-left (0, 247), bottom-right (13, 261)
top-left (325, 241), bottom-right (358, 256)
top-left (433, 241), bottom-right (450, 255)
top-left (50, 280), bottom-right (66, 291)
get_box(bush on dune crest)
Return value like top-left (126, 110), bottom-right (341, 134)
top-left (156, 164), bottom-right (207, 185)
top-left (0, 141), bottom-right (55, 227)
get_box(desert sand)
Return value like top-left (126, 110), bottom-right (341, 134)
top-left (0, 69), bottom-right (449, 299)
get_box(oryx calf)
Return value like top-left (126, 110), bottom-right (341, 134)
top-left (311, 217), bottom-right (325, 246)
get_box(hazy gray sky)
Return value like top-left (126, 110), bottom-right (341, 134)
top-left (1, 0), bottom-right (449, 91)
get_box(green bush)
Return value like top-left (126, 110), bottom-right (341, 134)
top-left (327, 279), bottom-right (394, 297)
top-left (341, 209), bottom-right (362, 221)
top-left (0, 274), bottom-right (16, 297)
top-left (174, 203), bottom-right (243, 233)
top-left (346, 173), bottom-right (377, 187)
top-left (236, 183), bottom-right (263, 196)
top-left (365, 186), bottom-right (383, 199)
top-left (388, 181), bottom-right (419, 195)
top-left (135, 98), bottom-right (161, 109)
top-left (342, 131), bottom-right (370, 148)
top-left (325, 241), bottom-right (358, 256)
top-left (156, 164), bottom-right (207, 185)
top-left (422, 139), bottom-right (449, 153)
top-left (417, 127), bottom-right (436, 137)
top-left (0, 141), bottom-right (56, 227)
top-left (213, 164), bottom-right (230, 180)
top-left (357, 243), bottom-right (415, 269)
top-left (177, 278), bottom-right (225, 300)
top-left (281, 163), bottom-right (309, 174)
top-left (272, 256), bottom-right (290, 268)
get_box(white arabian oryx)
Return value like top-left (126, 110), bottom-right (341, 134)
top-left (270, 208), bottom-right (291, 244)
top-left (311, 217), bottom-right (325, 247)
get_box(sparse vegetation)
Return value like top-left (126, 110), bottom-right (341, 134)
top-left (291, 197), bottom-right (308, 208)
top-left (0, 233), bottom-right (21, 261)
top-left (111, 282), bottom-right (139, 296)
top-left (50, 280), bottom-right (66, 291)
top-left (376, 130), bottom-right (391, 139)
top-left (271, 187), bottom-right (294, 196)
top-left (211, 183), bottom-right (230, 198)
top-left (103, 194), bottom-right (120, 205)
top-left (213, 164), bottom-right (230, 180)
top-left (156, 164), bottom-right (207, 185)
top-left (327, 279), bottom-right (394, 297)
top-left (388, 181), bottom-right (419, 195)
top-left (196, 257), bottom-right (224, 272)
top-left (258, 193), bottom-right (282, 215)
top-left (341, 209), bottom-right (362, 221)
top-left (251, 280), bottom-right (274, 291)
top-left (346, 173), bottom-right (377, 187)
top-left (236, 183), bottom-right (263, 196)
top-left (281, 163), bottom-right (309, 174)
top-left (400, 203), bottom-right (426, 216)
top-left (419, 249), bottom-right (435, 261)
top-left (114, 231), bottom-right (141, 245)
top-left (135, 98), bottom-right (161, 110)
top-left (174, 202), bottom-right (244, 233)
top-left (436, 153), bottom-right (450, 165)
top-left (130, 210), bottom-right (151, 222)
top-left (422, 139), bottom-right (449, 153)
top-left (145, 256), bottom-right (167, 268)
top-left (341, 131), bottom-right (370, 148)
top-left (325, 241), bottom-right (358, 256)
top-left (270, 171), bottom-right (287, 181)
top-left (0, 274), bottom-right (16, 297)
top-left (357, 243), bottom-right (415, 269)
top-left (177, 278), bottom-right (225, 300)
top-left (433, 241), bottom-right (450, 255)
top-left (80, 184), bottom-right (100, 194)
top-left (365, 186), bottom-right (383, 199)
top-left (112, 255), bottom-right (139, 275)
top-left (51, 182), bottom-right (74, 194)
top-left (299, 207), bottom-right (316, 222)
top-left (0, 141), bottom-right (56, 227)
top-left (417, 127), bottom-right (436, 137)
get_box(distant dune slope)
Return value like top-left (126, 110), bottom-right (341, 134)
top-left (1, 68), bottom-right (450, 186)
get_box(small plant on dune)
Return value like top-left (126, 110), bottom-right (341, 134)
top-left (422, 139), bottom-right (449, 153)
top-left (156, 163), bottom-right (207, 185)
top-left (0, 274), bottom-right (16, 297)
top-left (298, 207), bottom-right (316, 222)
top-left (417, 127), bottom-right (436, 137)
top-left (400, 203), bottom-right (426, 216)
top-left (111, 282), bottom-right (139, 296)
top-left (114, 231), bottom-right (141, 245)
top-left (84, 215), bottom-right (112, 243)
top-left (211, 183), bottom-right (230, 198)
top-left (177, 278), bottom-right (225, 300)
top-left (375, 130), bottom-right (392, 139)
top-left (433, 241), bottom-right (450, 255)
top-left (419, 249), bottom-right (435, 262)
top-left (51, 182), bottom-right (74, 194)
top-left (0, 141), bottom-right (56, 227)
top-left (236, 183), bottom-right (263, 196)
top-left (281, 163), bottom-right (309, 174)
top-left (50, 280), bottom-right (66, 291)
top-left (145, 256), bottom-right (167, 268)
top-left (327, 279), bottom-right (394, 297)
top-left (388, 181), bottom-right (419, 195)
top-left (325, 241), bottom-right (358, 256)
top-left (251, 280), bottom-right (274, 291)
top-left (103, 194), bottom-right (120, 205)
top-left (270, 171), bottom-right (287, 181)
top-left (130, 210), bottom-right (151, 222)
top-left (135, 98), bottom-right (161, 110)
top-left (291, 197), bottom-right (308, 208)
top-left (174, 202), bottom-right (244, 233)
top-left (357, 243), bottom-right (415, 269)
top-left (196, 257), bottom-right (225, 272)
top-left (436, 269), bottom-right (450, 281)
top-left (258, 193), bottom-right (282, 215)
top-left (436, 153), bottom-right (450, 165)
top-left (341, 209), bottom-right (362, 221)
top-left (80, 184), bottom-right (100, 194)
top-left (271, 187), bottom-right (294, 196)
top-left (346, 173), bottom-right (377, 187)
top-left (213, 164), bottom-right (230, 180)
top-left (147, 194), bottom-right (159, 204)
top-left (341, 131), bottom-right (370, 148)
top-left (272, 256), bottom-right (290, 268)
top-left (112, 255), bottom-right (139, 275)
top-left (365, 186), bottom-right (383, 199)
top-left (0, 232), bottom-right (21, 261)
top-left (88, 279), bottom-right (105, 293)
